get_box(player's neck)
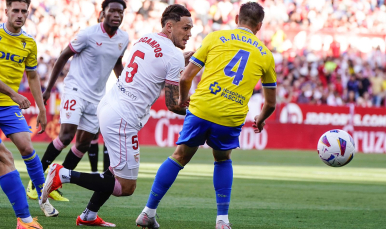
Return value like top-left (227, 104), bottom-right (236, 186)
top-left (102, 22), bottom-right (118, 37)
top-left (160, 29), bottom-right (171, 40)
top-left (5, 21), bottom-right (22, 34)
top-left (237, 24), bottom-right (257, 35)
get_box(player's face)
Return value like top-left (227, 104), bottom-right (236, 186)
top-left (103, 2), bottom-right (124, 29)
top-left (171, 17), bottom-right (193, 50)
top-left (5, 1), bottom-right (29, 30)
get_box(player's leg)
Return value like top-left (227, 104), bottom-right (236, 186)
top-left (0, 140), bottom-right (39, 227)
top-left (77, 168), bottom-right (138, 227)
top-left (41, 93), bottom-right (83, 172)
top-left (62, 129), bottom-right (95, 170)
top-left (212, 149), bottom-right (233, 229)
top-left (9, 132), bottom-right (59, 217)
top-left (62, 99), bottom-right (99, 170)
top-left (103, 143), bottom-right (109, 172)
top-left (138, 110), bottom-right (207, 227)
top-left (87, 131), bottom-right (100, 173)
top-left (207, 122), bottom-right (243, 229)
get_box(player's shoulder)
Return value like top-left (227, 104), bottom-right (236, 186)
top-left (116, 28), bottom-right (129, 40)
top-left (21, 30), bottom-right (37, 43)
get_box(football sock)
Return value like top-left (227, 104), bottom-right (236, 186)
top-left (146, 157), bottom-right (183, 209)
top-left (86, 169), bottom-right (114, 212)
top-left (21, 217), bottom-right (33, 224)
top-left (62, 145), bottom-right (84, 170)
top-left (143, 206), bottom-right (156, 218)
top-left (22, 150), bottom-right (45, 199)
top-left (80, 208), bottom-right (97, 221)
top-left (216, 215), bottom-right (229, 224)
top-left (213, 160), bottom-right (232, 218)
top-left (60, 167), bottom-right (115, 193)
top-left (87, 140), bottom-right (99, 172)
top-left (103, 144), bottom-right (109, 171)
top-left (41, 140), bottom-right (63, 172)
top-left (0, 170), bottom-right (30, 218)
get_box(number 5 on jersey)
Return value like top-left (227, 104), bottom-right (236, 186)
top-left (126, 50), bottom-right (145, 83)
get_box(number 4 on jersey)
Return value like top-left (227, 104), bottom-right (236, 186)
top-left (224, 50), bottom-right (250, 86)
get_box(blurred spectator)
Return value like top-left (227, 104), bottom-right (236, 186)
top-left (1, 0), bottom-right (386, 107)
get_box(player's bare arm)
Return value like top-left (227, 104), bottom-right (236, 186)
top-left (26, 71), bottom-right (47, 133)
top-left (178, 62), bottom-right (201, 106)
top-left (165, 83), bottom-right (186, 115)
top-left (0, 80), bottom-right (31, 109)
top-left (113, 57), bottom-right (124, 78)
top-left (253, 87), bottom-right (276, 133)
top-left (42, 46), bottom-right (75, 104)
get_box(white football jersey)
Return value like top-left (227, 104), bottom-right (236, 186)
top-left (64, 23), bottom-right (129, 104)
top-left (104, 32), bottom-right (185, 130)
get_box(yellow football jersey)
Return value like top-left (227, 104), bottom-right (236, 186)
top-left (0, 23), bottom-right (37, 106)
top-left (189, 27), bottom-right (276, 127)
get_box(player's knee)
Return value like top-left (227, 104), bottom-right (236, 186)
top-left (59, 134), bottom-right (75, 146)
top-left (18, 145), bottom-right (34, 156)
top-left (120, 182), bottom-right (136, 196)
top-left (0, 150), bottom-right (15, 168)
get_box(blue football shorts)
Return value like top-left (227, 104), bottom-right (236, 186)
top-left (0, 106), bottom-right (32, 138)
top-left (176, 110), bottom-right (243, 151)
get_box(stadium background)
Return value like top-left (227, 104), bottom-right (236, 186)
top-left (0, 1), bottom-right (386, 228)
top-left (1, 0), bottom-right (386, 153)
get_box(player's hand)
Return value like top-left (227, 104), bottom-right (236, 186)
top-left (42, 90), bottom-right (50, 106)
top-left (183, 51), bottom-right (195, 66)
top-left (252, 115), bottom-right (265, 133)
top-left (11, 93), bottom-right (31, 109)
top-left (178, 97), bottom-right (190, 108)
top-left (36, 109), bottom-right (47, 134)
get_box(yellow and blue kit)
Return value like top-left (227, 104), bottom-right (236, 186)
top-left (177, 27), bottom-right (276, 150)
top-left (0, 23), bottom-right (35, 138)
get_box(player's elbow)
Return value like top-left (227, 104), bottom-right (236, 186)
top-left (167, 104), bottom-right (186, 116)
top-left (264, 98), bottom-right (276, 111)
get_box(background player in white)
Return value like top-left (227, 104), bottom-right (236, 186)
top-left (42, 4), bottom-right (193, 227)
top-left (26, 0), bottom-right (130, 201)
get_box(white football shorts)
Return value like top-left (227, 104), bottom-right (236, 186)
top-left (59, 93), bottom-right (99, 134)
top-left (98, 98), bottom-right (140, 180)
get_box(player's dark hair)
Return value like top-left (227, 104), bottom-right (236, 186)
top-left (6, 0), bottom-right (30, 7)
top-left (161, 4), bottom-right (191, 27)
top-left (239, 2), bottom-right (265, 27)
top-left (101, 0), bottom-right (127, 11)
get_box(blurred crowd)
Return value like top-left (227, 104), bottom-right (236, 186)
top-left (1, 0), bottom-right (386, 107)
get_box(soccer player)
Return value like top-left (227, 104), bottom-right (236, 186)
top-left (0, 0), bottom-right (59, 226)
top-left (137, 2), bottom-right (277, 229)
top-left (41, 4), bottom-right (193, 227)
top-left (27, 0), bottom-right (129, 201)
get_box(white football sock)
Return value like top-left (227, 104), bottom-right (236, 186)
top-left (80, 208), bottom-right (97, 221)
top-left (216, 215), bottom-right (229, 224)
top-left (143, 206), bottom-right (156, 218)
top-left (59, 167), bottom-right (71, 183)
top-left (21, 216), bottom-right (33, 223)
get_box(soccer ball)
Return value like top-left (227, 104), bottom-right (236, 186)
top-left (317, 129), bottom-right (356, 167)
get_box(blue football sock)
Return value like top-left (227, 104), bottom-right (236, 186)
top-left (22, 150), bottom-right (45, 198)
top-left (213, 160), bottom-right (233, 215)
top-left (146, 157), bottom-right (183, 209)
top-left (0, 170), bottom-right (31, 218)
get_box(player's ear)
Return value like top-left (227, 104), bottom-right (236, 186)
top-left (235, 14), bottom-right (239, 25)
top-left (256, 22), bottom-right (262, 32)
top-left (166, 20), bottom-right (173, 33)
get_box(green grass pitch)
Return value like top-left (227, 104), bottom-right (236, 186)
top-left (0, 142), bottom-right (385, 228)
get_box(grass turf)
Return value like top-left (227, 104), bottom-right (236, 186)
top-left (0, 142), bottom-right (385, 228)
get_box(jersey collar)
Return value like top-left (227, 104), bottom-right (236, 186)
top-left (3, 23), bottom-right (22, 36)
top-left (100, 23), bottom-right (117, 39)
top-left (237, 27), bottom-right (253, 34)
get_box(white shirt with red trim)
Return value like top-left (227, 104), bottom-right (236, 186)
top-left (103, 32), bottom-right (185, 130)
top-left (64, 23), bottom-right (129, 104)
